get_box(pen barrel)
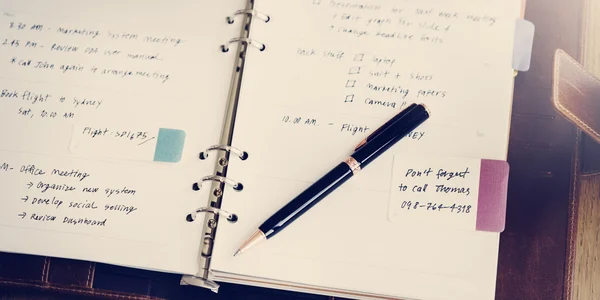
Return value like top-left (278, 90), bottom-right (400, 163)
top-left (356, 103), bottom-right (418, 151)
top-left (259, 162), bottom-right (353, 238)
top-left (352, 104), bottom-right (429, 168)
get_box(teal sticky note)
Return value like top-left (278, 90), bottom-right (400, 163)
top-left (153, 128), bottom-right (185, 163)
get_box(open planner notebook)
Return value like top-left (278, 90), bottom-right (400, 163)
top-left (0, 0), bottom-right (529, 299)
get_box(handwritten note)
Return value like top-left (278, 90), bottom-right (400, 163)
top-left (70, 123), bottom-right (186, 163)
top-left (296, 0), bottom-right (513, 58)
top-left (1, 152), bottom-right (142, 234)
top-left (210, 0), bottom-right (520, 202)
top-left (388, 155), bottom-right (509, 232)
top-left (0, 10), bottom-right (197, 157)
top-left (1, 14), bottom-right (182, 84)
top-left (0, 0), bottom-right (246, 275)
top-left (228, 0), bottom-right (519, 173)
top-left (325, 4), bottom-right (498, 45)
top-left (0, 9), bottom-right (197, 144)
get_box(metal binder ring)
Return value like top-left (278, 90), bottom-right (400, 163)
top-left (199, 145), bottom-right (248, 160)
top-left (193, 175), bottom-right (243, 191)
top-left (221, 37), bottom-right (266, 53)
top-left (226, 9), bottom-right (270, 24)
top-left (186, 207), bottom-right (238, 223)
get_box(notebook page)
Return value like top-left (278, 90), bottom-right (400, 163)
top-left (211, 0), bottom-right (520, 299)
top-left (0, 0), bottom-right (245, 275)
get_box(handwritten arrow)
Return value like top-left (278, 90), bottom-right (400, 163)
top-left (137, 136), bottom-right (156, 146)
top-left (18, 212), bottom-right (26, 219)
top-left (21, 196), bottom-right (28, 202)
top-left (26, 182), bottom-right (33, 189)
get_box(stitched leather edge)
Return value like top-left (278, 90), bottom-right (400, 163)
top-left (564, 129), bottom-right (581, 299)
top-left (0, 280), bottom-right (164, 300)
top-left (41, 257), bottom-right (49, 282)
top-left (553, 49), bottom-right (600, 143)
top-left (87, 262), bottom-right (96, 288)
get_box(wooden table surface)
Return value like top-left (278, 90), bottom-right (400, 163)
top-left (572, 1), bottom-right (600, 299)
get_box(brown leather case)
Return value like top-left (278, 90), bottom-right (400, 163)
top-left (0, 0), bottom-right (591, 300)
top-left (552, 49), bottom-right (600, 175)
top-left (550, 49), bottom-right (600, 300)
top-left (0, 254), bottom-right (181, 299)
top-left (0, 253), bottom-right (329, 299)
top-left (494, 0), bottom-right (588, 300)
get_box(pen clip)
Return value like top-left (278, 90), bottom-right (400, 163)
top-left (354, 103), bottom-right (418, 151)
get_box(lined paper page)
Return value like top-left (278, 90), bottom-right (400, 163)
top-left (0, 0), bottom-right (245, 274)
top-left (211, 0), bottom-right (520, 299)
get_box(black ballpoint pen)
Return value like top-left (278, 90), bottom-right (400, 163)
top-left (233, 103), bottom-right (430, 256)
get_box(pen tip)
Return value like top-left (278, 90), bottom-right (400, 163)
top-left (233, 230), bottom-right (266, 257)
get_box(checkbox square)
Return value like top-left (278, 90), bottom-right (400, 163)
top-left (346, 80), bottom-right (356, 87)
top-left (353, 53), bottom-right (364, 61)
top-left (348, 67), bottom-right (361, 75)
top-left (313, 0), bottom-right (322, 4)
top-left (345, 94), bottom-right (355, 102)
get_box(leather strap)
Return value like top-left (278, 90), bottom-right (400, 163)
top-left (553, 49), bottom-right (600, 144)
top-left (552, 49), bottom-right (600, 175)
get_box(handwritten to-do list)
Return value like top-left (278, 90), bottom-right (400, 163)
top-left (280, 50), bottom-right (435, 140)
top-left (0, 9), bottom-right (193, 128)
top-left (224, 0), bottom-right (518, 189)
top-left (0, 9), bottom-right (194, 235)
top-left (0, 0), bottom-right (243, 274)
top-left (1, 12), bottom-right (181, 84)
top-left (0, 152), bottom-right (144, 237)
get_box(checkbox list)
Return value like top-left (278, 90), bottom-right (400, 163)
top-left (348, 67), bottom-right (361, 75)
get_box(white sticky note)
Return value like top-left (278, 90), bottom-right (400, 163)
top-left (388, 155), bottom-right (509, 232)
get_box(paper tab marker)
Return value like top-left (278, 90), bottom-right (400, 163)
top-left (154, 128), bottom-right (186, 163)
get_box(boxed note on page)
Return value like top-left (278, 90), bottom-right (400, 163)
top-left (388, 155), bottom-right (509, 232)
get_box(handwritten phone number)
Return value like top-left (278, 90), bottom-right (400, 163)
top-left (400, 201), bottom-right (471, 214)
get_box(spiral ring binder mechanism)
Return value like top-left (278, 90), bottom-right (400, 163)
top-left (192, 175), bottom-right (244, 192)
top-left (199, 144), bottom-right (249, 161)
top-left (186, 207), bottom-right (238, 223)
top-left (221, 37), bottom-right (265, 52)
top-left (180, 0), bottom-right (265, 292)
top-left (226, 9), bottom-right (270, 24)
